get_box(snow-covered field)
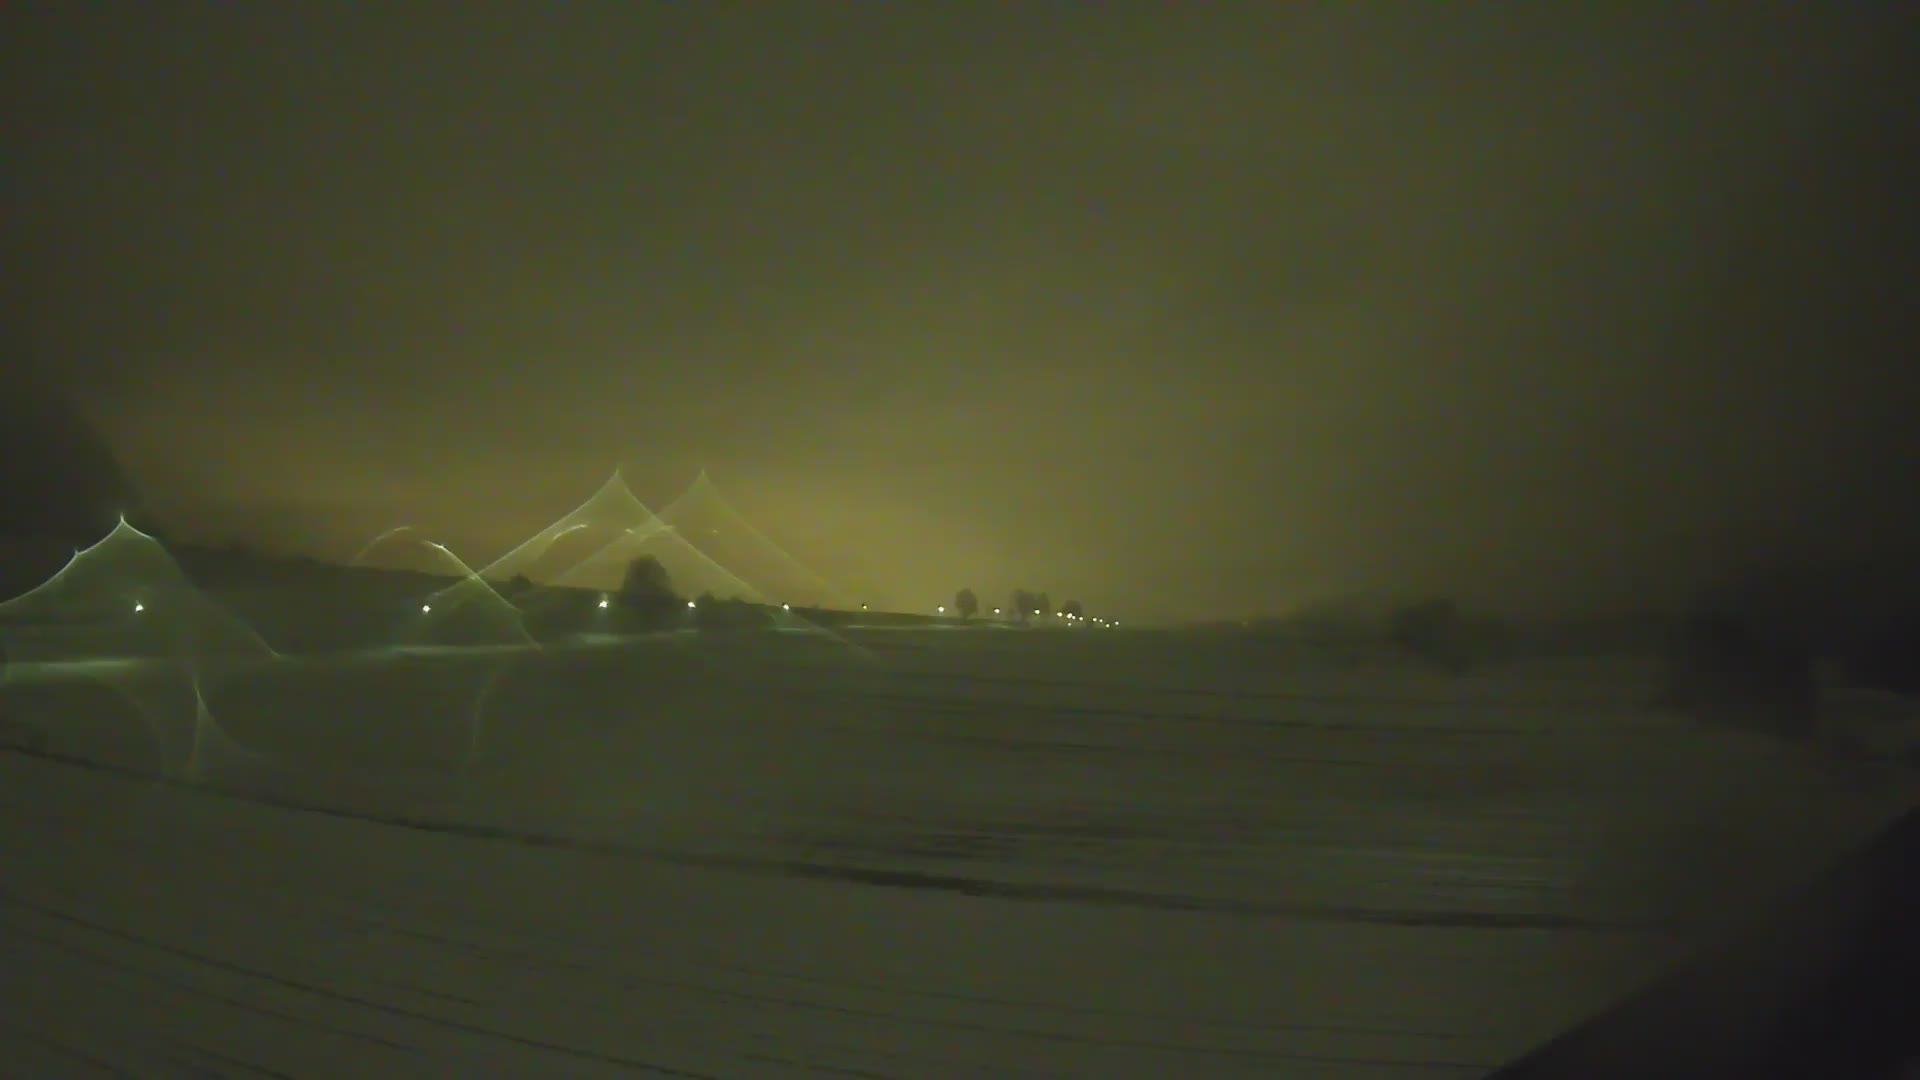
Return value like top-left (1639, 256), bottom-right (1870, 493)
top-left (4, 628), bottom-right (1917, 1077)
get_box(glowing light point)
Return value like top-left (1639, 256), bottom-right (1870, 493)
top-left (598, 598), bottom-right (610, 609)
top-left (782, 603), bottom-right (790, 610)
top-left (421, 604), bottom-right (432, 614)
top-left (937, 605), bottom-right (945, 614)
top-left (132, 602), bottom-right (145, 613)
top-left (993, 607), bottom-right (1001, 615)
top-left (687, 600), bottom-right (697, 608)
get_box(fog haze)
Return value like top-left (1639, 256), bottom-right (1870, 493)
top-left (6, 4), bottom-right (1916, 620)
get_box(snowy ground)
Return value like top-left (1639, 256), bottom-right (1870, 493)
top-left (3, 629), bottom-right (1918, 1077)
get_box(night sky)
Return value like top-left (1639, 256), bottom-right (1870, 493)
top-left (6, 4), bottom-right (1917, 621)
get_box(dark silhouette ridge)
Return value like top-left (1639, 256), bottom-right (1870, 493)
top-left (0, 347), bottom-right (145, 603)
top-left (0, 363), bottom-right (139, 548)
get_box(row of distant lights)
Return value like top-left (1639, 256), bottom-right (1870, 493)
top-left (419, 598), bottom-right (800, 613)
top-left (134, 596), bottom-right (1107, 625)
top-left (133, 598), bottom-right (738, 616)
top-left (934, 605), bottom-right (1116, 627)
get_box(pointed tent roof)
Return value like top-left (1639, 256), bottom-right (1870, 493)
top-left (469, 468), bottom-right (662, 583)
top-left (654, 469), bottom-right (855, 609)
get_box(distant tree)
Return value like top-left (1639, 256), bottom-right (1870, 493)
top-left (1389, 597), bottom-right (1471, 674)
top-left (617, 555), bottom-right (682, 629)
top-left (505, 573), bottom-right (535, 595)
top-left (1656, 586), bottom-right (1818, 742)
top-left (621, 555), bottom-right (672, 600)
top-left (1011, 589), bottom-right (1042, 624)
top-left (1840, 610), bottom-right (1920, 697)
top-left (693, 592), bottom-right (774, 633)
top-left (1061, 599), bottom-right (1085, 620)
top-left (955, 588), bottom-right (979, 620)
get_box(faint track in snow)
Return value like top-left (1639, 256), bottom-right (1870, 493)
top-left (0, 886), bottom-right (731, 1079)
top-left (777, 682), bottom-right (1638, 736)
top-left (0, 1015), bottom-right (143, 1078)
top-left (0, 777), bottom-right (1500, 1076)
top-left (0, 744), bottom-right (1670, 935)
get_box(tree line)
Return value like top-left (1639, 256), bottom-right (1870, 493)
top-left (950, 588), bottom-right (1085, 624)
